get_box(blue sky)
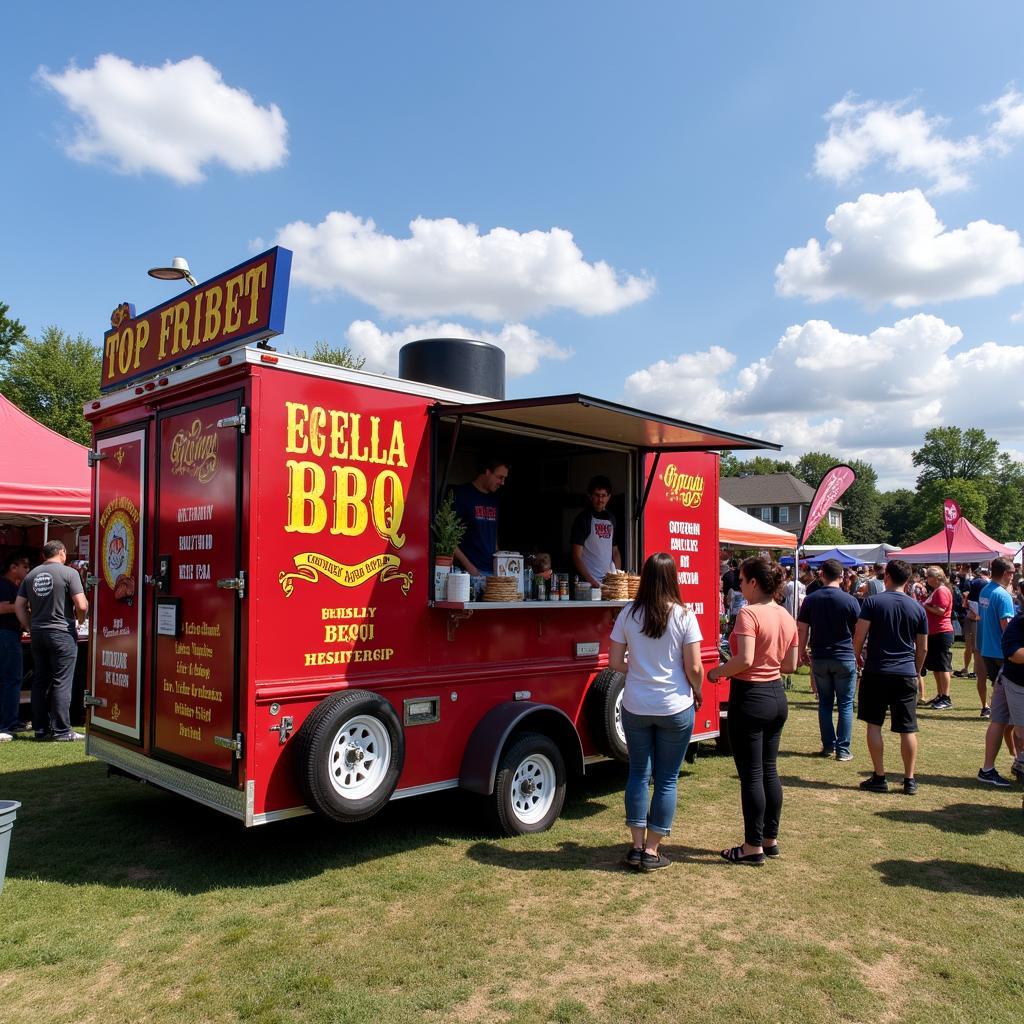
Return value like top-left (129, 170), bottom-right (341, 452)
top-left (4, 2), bottom-right (1024, 488)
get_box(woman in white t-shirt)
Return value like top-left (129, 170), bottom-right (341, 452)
top-left (609, 552), bottom-right (703, 871)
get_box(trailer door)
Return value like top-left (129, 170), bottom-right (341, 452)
top-left (90, 427), bottom-right (148, 742)
top-left (151, 393), bottom-right (244, 781)
top-left (642, 451), bottom-right (722, 740)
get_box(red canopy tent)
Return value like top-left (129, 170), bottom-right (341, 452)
top-left (0, 393), bottom-right (90, 534)
top-left (896, 516), bottom-right (1015, 564)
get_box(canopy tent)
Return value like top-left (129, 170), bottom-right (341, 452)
top-left (896, 516), bottom-right (1015, 564)
top-left (805, 547), bottom-right (861, 568)
top-left (718, 498), bottom-right (797, 549)
top-left (801, 542), bottom-right (901, 564)
top-left (0, 393), bottom-right (90, 528)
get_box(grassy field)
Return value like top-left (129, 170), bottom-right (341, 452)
top-left (1, 670), bottom-right (1022, 1024)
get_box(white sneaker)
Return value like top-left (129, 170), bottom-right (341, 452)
top-left (52, 731), bottom-right (84, 742)
top-left (0, 732), bottom-right (12, 742)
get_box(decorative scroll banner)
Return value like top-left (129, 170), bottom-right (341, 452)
top-left (279, 552), bottom-right (412, 598)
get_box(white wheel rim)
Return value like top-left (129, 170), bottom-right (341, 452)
top-left (613, 689), bottom-right (625, 746)
top-left (509, 752), bottom-right (557, 825)
top-left (327, 715), bottom-right (391, 800)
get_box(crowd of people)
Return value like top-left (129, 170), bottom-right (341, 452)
top-left (608, 552), bottom-right (1024, 872)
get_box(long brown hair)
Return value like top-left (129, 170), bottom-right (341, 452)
top-left (630, 552), bottom-right (681, 638)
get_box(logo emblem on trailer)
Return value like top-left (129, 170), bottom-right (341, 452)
top-left (170, 419), bottom-right (219, 483)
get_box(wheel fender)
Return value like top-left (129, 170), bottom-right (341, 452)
top-left (459, 702), bottom-right (585, 795)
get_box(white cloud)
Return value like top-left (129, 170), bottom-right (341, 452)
top-left (38, 54), bottom-right (287, 184)
top-left (344, 320), bottom-right (572, 378)
top-left (776, 190), bottom-right (1024, 307)
top-left (271, 211), bottom-right (654, 321)
top-left (623, 314), bottom-right (1024, 489)
top-left (815, 94), bottom-right (983, 194)
top-left (983, 88), bottom-right (1024, 145)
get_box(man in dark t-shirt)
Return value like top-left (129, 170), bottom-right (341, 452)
top-left (452, 457), bottom-right (509, 577)
top-left (0, 551), bottom-right (31, 740)
top-left (15, 540), bottom-right (88, 741)
top-left (797, 558), bottom-right (862, 760)
top-left (998, 612), bottom-right (1024, 781)
top-left (853, 559), bottom-right (928, 795)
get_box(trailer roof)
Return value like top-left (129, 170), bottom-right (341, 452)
top-left (436, 393), bottom-right (779, 452)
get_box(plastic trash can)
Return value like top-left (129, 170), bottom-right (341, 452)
top-left (0, 801), bottom-right (21, 894)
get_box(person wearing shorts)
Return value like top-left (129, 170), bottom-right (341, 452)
top-left (921, 566), bottom-right (955, 709)
top-left (999, 611), bottom-right (1024, 780)
top-left (853, 560), bottom-right (928, 795)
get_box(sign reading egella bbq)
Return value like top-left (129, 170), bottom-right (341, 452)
top-left (101, 247), bottom-right (291, 392)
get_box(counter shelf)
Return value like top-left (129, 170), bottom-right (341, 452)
top-left (431, 599), bottom-right (629, 610)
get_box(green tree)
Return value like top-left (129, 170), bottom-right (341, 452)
top-left (794, 452), bottom-right (882, 543)
top-left (911, 426), bottom-right (999, 486)
top-left (719, 455), bottom-right (794, 477)
top-left (0, 325), bottom-right (102, 445)
top-left (879, 488), bottom-right (917, 547)
top-left (984, 454), bottom-right (1024, 542)
top-left (0, 301), bottom-right (28, 364)
top-left (805, 521), bottom-right (845, 546)
top-left (909, 478), bottom-right (988, 543)
top-left (298, 339), bottom-right (366, 370)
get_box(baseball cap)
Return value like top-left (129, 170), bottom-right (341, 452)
top-left (978, 565), bottom-right (991, 575)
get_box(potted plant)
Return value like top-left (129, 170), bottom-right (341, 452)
top-left (432, 493), bottom-right (466, 600)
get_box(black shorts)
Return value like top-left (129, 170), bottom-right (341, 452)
top-left (924, 632), bottom-right (953, 673)
top-left (983, 656), bottom-right (1004, 681)
top-left (858, 671), bottom-right (919, 733)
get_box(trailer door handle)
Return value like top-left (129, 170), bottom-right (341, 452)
top-left (216, 571), bottom-right (247, 599)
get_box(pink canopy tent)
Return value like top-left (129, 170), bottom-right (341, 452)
top-left (0, 393), bottom-right (90, 530)
top-left (896, 516), bottom-right (1015, 564)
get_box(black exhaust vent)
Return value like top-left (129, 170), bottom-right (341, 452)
top-left (398, 338), bottom-right (505, 399)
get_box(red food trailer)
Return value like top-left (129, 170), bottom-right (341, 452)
top-left (84, 248), bottom-right (776, 834)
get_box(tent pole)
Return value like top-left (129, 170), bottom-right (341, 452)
top-left (42, 517), bottom-right (49, 545)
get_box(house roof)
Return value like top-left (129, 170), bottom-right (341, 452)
top-left (719, 472), bottom-right (817, 506)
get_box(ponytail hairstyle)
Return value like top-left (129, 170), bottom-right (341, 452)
top-left (924, 565), bottom-right (948, 588)
top-left (630, 552), bottom-right (682, 638)
top-left (740, 556), bottom-right (786, 601)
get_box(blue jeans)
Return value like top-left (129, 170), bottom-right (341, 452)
top-left (812, 656), bottom-right (857, 756)
top-left (0, 631), bottom-right (24, 732)
top-left (621, 705), bottom-right (695, 836)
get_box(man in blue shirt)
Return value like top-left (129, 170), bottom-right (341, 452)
top-left (798, 558), bottom-right (862, 761)
top-left (853, 559), bottom-right (928, 795)
top-left (976, 557), bottom-right (1018, 786)
top-left (452, 456), bottom-right (509, 578)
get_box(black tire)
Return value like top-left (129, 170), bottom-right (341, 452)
top-left (296, 689), bottom-right (404, 823)
top-left (490, 732), bottom-right (567, 836)
top-left (587, 669), bottom-right (628, 762)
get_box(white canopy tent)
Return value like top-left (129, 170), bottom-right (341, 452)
top-left (719, 498), bottom-right (797, 549)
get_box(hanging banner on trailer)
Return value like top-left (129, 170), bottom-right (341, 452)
top-left (90, 429), bottom-right (146, 740)
top-left (100, 247), bottom-right (292, 393)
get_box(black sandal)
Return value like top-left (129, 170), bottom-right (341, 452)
top-left (720, 845), bottom-right (765, 866)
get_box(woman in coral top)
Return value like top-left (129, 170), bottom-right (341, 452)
top-left (707, 557), bottom-right (798, 866)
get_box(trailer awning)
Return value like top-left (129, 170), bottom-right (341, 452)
top-left (435, 393), bottom-right (778, 452)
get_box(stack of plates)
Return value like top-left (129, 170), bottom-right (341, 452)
top-left (484, 576), bottom-right (520, 602)
top-left (626, 574), bottom-right (641, 599)
top-left (601, 572), bottom-right (629, 601)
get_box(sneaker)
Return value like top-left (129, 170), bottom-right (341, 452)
top-left (903, 777), bottom-right (918, 796)
top-left (640, 850), bottom-right (672, 872)
top-left (33, 730), bottom-right (52, 741)
top-left (919, 695), bottom-right (939, 707)
top-left (932, 697), bottom-right (953, 710)
top-left (9, 722), bottom-right (32, 734)
top-left (51, 731), bottom-right (84, 742)
top-left (859, 774), bottom-right (889, 793)
top-left (980, 706), bottom-right (991, 719)
top-left (818, 747), bottom-right (836, 757)
top-left (836, 751), bottom-right (854, 762)
top-left (977, 767), bottom-right (1012, 787)
top-left (1012, 761), bottom-right (1024, 783)
top-left (0, 732), bottom-right (12, 743)
top-left (953, 669), bottom-right (967, 678)
top-left (622, 846), bottom-right (643, 869)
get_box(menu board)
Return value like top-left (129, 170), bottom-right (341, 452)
top-left (152, 399), bottom-right (240, 776)
top-left (90, 430), bottom-right (146, 740)
top-left (643, 452), bottom-right (720, 653)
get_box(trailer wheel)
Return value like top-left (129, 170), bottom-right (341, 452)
top-left (588, 669), bottom-right (628, 762)
top-left (297, 690), bottom-right (404, 823)
top-left (490, 732), bottom-right (566, 836)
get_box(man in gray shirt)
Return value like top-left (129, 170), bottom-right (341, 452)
top-left (15, 540), bottom-right (88, 741)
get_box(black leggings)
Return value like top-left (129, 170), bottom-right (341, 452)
top-left (727, 680), bottom-right (789, 847)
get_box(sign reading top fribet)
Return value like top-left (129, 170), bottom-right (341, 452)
top-left (101, 247), bottom-right (292, 392)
